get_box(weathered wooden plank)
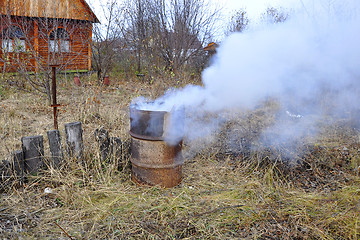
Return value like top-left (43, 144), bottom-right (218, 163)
top-left (0, 0), bottom-right (99, 23)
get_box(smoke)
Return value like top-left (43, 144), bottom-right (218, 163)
top-left (132, 0), bottom-right (360, 159)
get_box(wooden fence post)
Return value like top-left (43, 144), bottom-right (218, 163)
top-left (65, 122), bottom-right (83, 159)
top-left (21, 135), bottom-right (44, 174)
top-left (94, 127), bottom-right (110, 161)
top-left (47, 130), bottom-right (63, 168)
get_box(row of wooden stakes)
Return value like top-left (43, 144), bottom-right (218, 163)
top-left (0, 122), bottom-right (124, 188)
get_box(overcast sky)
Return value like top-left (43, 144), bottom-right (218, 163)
top-left (88, 0), bottom-right (302, 20)
top-left (221, 0), bottom-right (302, 18)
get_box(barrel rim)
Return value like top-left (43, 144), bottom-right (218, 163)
top-left (129, 104), bottom-right (168, 114)
top-left (129, 130), bottom-right (164, 141)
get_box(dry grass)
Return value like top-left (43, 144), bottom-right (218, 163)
top-left (0, 73), bottom-right (360, 239)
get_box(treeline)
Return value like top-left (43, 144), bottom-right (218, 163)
top-left (91, 0), bottom-right (290, 81)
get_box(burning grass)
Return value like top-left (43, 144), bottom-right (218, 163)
top-left (0, 74), bottom-right (360, 239)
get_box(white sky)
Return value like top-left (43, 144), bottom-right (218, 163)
top-left (221, 0), bottom-right (302, 18)
top-left (87, 0), bottom-right (303, 20)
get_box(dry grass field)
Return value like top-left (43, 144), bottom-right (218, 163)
top-left (0, 73), bottom-right (360, 239)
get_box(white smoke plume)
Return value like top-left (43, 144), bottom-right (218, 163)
top-left (132, 0), bottom-right (360, 155)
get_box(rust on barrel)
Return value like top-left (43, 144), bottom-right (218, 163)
top-left (129, 104), bottom-right (183, 188)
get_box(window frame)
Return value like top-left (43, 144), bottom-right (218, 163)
top-left (49, 27), bottom-right (71, 53)
top-left (1, 26), bottom-right (26, 53)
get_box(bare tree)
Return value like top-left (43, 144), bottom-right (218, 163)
top-left (151, 0), bottom-right (220, 72)
top-left (122, 0), bottom-right (153, 74)
top-left (261, 7), bottom-right (289, 24)
top-left (121, 0), bottom-right (220, 74)
top-left (91, 0), bottom-right (124, 84)
top-left (226, 9), bottom-right (250, 35)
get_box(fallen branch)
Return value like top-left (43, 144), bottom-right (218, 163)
top-left (54, 221), bottom-right (75, 240)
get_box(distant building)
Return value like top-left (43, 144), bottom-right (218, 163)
top-left (203, 42), bottom-right (218, 55)
top-left (0, 0), bottom-right (99, 72)
top-left (203, 42), bottom-right (218, 67)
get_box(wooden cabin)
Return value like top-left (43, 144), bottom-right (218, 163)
top-left (0, 0), bottom-right (99, 72)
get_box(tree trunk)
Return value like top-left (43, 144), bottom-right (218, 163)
top-left (45, 78), bottom-right (52, 106)
top-left (97, 69), bottom-right (102, 85)
top-left (137, 49), bottom-right (141, 73)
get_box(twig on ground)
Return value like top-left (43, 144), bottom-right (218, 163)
top-left (54, 221), bottom-right (75, 240)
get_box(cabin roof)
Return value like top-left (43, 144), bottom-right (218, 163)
top-left (0, 0), bottom-right (99, 23)
top-left (204, 42), bottom-right (218, 52)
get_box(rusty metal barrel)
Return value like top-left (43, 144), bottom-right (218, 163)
top-left (129, 105), bottom-right (183, 188)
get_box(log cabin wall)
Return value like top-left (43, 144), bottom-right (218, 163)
top-left (0, 15), bottom-right (93, 72)
top-left (0, 16), bottom-right (36, 72)
top-left (36, 18), bottom-right (92, 71)
top-left (0, 0), bottom-right (98, 73)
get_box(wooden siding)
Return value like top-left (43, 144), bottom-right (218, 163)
top-left (0, 0), bottom-right (99, 23)
top-left (0, 16), bottom-right (92, 72)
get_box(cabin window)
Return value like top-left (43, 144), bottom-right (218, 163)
top-left (1, 26), bottom-right (26, 52)
top-left (49, 28), bottom-right (70, 53)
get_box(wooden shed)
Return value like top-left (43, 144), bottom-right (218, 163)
top-left (0, 0), bottom-right (99, 72)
